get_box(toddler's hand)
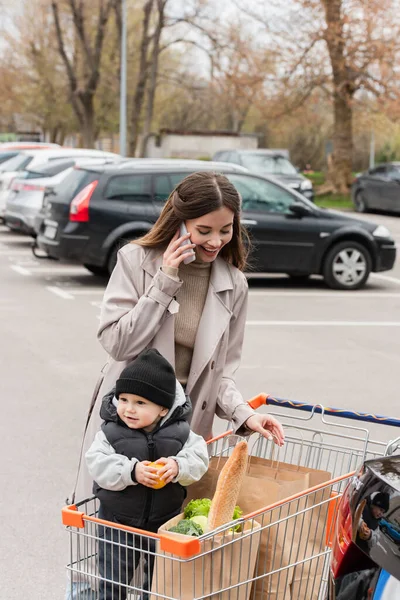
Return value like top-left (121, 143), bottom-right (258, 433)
top-left (135, 461), bottom-right (159, 488)
top-left (155, 457), bottom-right (179, 484)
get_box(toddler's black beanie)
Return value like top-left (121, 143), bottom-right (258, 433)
top-left (115, 349), bottom-right (176, 409)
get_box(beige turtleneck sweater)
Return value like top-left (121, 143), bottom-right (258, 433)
top-left (163, 260), bottom-right (211, 386)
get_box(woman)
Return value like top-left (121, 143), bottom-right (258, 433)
top-left (73, 171), bottom-right (284, 503)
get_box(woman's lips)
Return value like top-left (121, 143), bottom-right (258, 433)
top-left (200, 246), bottom-right (219, 255)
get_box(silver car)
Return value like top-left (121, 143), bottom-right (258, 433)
top-left (4, 157), bottom-right (121, 236)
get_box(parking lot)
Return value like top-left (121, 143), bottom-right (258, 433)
top-left (2, 210), bottom-right (400, 598)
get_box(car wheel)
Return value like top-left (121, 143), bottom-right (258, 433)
top-left (323, 241), bottom-right (372, 290)
top-left (354, 191), bottom-right (368, 213)
top-left (83, 263), bottom-right (108, 277)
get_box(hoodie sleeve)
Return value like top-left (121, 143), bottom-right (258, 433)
top-left (85, 430), bottom-right (138, 491)
top-left (172, 431), bottom-right (209, 487)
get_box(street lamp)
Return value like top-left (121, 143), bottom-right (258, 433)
top-left (119, 0), bottom-right (127, 156)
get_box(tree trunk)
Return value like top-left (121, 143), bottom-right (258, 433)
top-left (331, 85), bottom-right (354, 194)
top-left (139, 0), bottom-right (165, 157)
top-left (322, 0), bottom-right (354, 194)
top-left (80, 95), bottom-right (95, 147)
top-left (129, 0), bottom-right (153, 156)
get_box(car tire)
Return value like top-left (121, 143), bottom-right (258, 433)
top-left (107, 232), bottom-right (147, 275)
top-left (354, 191), bottom-right (368, 213)
top-left (83, 263), bottom-right (108, 277)
top-left (323, 241), bottom-right (372, 290)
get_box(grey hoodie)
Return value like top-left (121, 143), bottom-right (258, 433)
top-left (85, 380), bottom-right (209, 490)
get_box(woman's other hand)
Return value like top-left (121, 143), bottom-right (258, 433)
top-left (163, 230), bottom-right (195, 268)
top-left (245, 414), bottom-right (285, 446)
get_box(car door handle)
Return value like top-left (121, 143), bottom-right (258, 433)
top-left (242, 219), bottom-right (258, 226)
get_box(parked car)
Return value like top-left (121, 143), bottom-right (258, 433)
top-left (212, 149), bottom-right (314, 200)
top-left (4, 157), bottom-right (121, 236)
top-left (329, 454), bottom-right (400, 599)
top-left (0, 141), bottom-right (60, 150)
top-left (0, 148), bottom-right (121, 220)
top-left (36, 161), bottom-right (396, 289)
top-left (352, 163), bottom-right (400, 213)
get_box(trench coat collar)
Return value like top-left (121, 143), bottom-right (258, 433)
top-left (141, 247), bottom-right (234, 293)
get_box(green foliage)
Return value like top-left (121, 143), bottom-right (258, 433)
top-left (304, 172), bottom-right (325, 187)
top-left (184, 498), bottom-right (212, 519)
top-left (315, 194), bottom-right (352, 210)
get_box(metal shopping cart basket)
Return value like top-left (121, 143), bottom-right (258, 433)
top-left (62, 393), bottom-right (400, 599)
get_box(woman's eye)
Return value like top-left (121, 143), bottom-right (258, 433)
top-left (221, 230), bottom-right (231, 235)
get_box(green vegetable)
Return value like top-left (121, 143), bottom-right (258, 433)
top-left (191, 515), bottom-right (208, 533)
top-left (184, 498), bottom-right (212, 519)
top-left (232, 505), bottom-right (243, 532)
top-left (168, 519), bottom-right (203, 537)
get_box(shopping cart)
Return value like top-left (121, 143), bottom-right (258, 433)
top-left (62, 394), bottom-right (400, 600)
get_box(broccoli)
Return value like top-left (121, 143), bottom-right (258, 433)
top-left (168, 519), bottom-right (203, 537)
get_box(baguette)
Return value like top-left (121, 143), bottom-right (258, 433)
top-left (208, 440), bottom-right (248, 530)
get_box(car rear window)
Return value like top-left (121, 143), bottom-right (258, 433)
top-left (153, 172), bottom-right (193, 201)
top-left (53, 168), bottom-right (97, 202)
top-left (24, 160), bottom-right (76, 179)
top-left (0, 154), bottom-right (33, 172)
top-left (105, 174), bottom-right (151, 202)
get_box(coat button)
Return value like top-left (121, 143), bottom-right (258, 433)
top-left (211, 361), bottom-right (215, 370)
top-left (202, 401), bottom-right (207, 410)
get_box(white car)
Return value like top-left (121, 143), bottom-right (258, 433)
top-left (0, 148), bottom-right (121, 218)
top-left (4, 156), bottom-right (121, 236)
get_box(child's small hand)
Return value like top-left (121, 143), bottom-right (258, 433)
top-left (155, 457), bottom-right (179, 484)
top-left (135, 461), bottom-right (159, 488)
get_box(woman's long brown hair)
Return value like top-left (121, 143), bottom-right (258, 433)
top-left (134, 171), bottom-right (250, 271)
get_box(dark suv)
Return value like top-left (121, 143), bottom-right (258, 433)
top-left (36, 160), bottom-right (396, 289)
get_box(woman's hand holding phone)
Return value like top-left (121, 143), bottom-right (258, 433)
top-left (163, 224), bottom-right (196, 268)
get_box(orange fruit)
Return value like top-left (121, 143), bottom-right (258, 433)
top-left (148, 462), bottom-right (167, 489)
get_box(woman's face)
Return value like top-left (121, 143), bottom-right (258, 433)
top-left (185, 206), bottom-right (234, 263)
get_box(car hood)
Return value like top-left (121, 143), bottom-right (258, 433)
top-left (252, 171), bottom-right (307, 186)
top-left (313, 207), bottom-right (378, 233)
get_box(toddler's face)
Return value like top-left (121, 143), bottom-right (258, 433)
top-left (117, 393), bottom-right (168, 432)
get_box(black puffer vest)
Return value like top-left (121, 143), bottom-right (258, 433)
top-left (93, 392), bottom-right (191, 531)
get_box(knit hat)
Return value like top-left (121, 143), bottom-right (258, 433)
top-left (115, 349), bottom-right (176, 409)
top-left (372, 492), bottom-right (390, 512)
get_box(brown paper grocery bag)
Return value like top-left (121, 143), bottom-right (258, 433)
top-left (150, 512), bottom-right (261, 600)
top-left (184, 455), bottom-right (331, 600)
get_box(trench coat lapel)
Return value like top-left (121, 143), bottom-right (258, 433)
top-left (141, 249), bottom-right (176, 367)
top-left (186, 258), bottom-right (233, 395)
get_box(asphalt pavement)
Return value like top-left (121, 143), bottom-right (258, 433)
top-left (1, 210), bottom-right (400, 599)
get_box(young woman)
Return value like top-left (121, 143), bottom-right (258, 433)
top-left (73, 171), bottom-right (284, 503)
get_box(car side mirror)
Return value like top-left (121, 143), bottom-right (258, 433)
top-left (289, 202), bottom-right (312, 218)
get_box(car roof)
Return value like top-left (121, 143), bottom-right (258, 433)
top-left (365, 455), bottom-right (400, 492)
top-left (77, 159), bottom-right (248, 174)
top-left (0, 142), bottom-right (60, 150)
top-left (18, 148), bottom-right (120, 159)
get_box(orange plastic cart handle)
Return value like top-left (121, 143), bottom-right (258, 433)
top-left (247, 393), bottom-right (270, 410)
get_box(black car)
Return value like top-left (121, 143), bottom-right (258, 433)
top-left (36, 161), bottom-right (396, 289)
top-left (329, 453), bottom-right (400, 599)
top-left (212, 149), bottom-right (314, 201)
top-left (352, 163), bottom-right (400, 213)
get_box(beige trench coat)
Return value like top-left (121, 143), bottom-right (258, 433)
top-left (72, 243), bottom-right (255, 503)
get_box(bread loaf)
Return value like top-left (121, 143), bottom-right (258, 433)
top-left (208, 440), bottom-right (248, 530)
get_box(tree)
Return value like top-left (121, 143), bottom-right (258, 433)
top-left (246, 0), bottom-right (400, 193)
top-left (51, 0), bottom-right (116, 147)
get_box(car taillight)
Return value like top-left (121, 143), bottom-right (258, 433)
top-left (69, 180), bottom-right (98, 222)
top-left (331, 486), bottom-right (353, 578)
top-left (12, 182), bottom-right (45, 192)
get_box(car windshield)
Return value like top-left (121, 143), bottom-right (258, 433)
top-left (241, 154), bottom-right (298, 175)
top-left (0, 154), bottom-right (33, 172)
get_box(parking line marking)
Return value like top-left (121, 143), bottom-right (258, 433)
top-left (246, 320), bottom-right (400, 326)
top-left (14, 265), bottom-right (86, 275)
top-left (371, 273), bottom-right (400, 286)
top-left (46, 286), bottom-right (75, 299)
top-left (10, 265), bottom-right (31, 276)
top-left (66, 288), bottom-right (105, 295)
top-left (248, 291), bottom-right (400, 298)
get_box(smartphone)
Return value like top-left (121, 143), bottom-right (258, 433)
top-left (179, 222), bottom-right (196, 264)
